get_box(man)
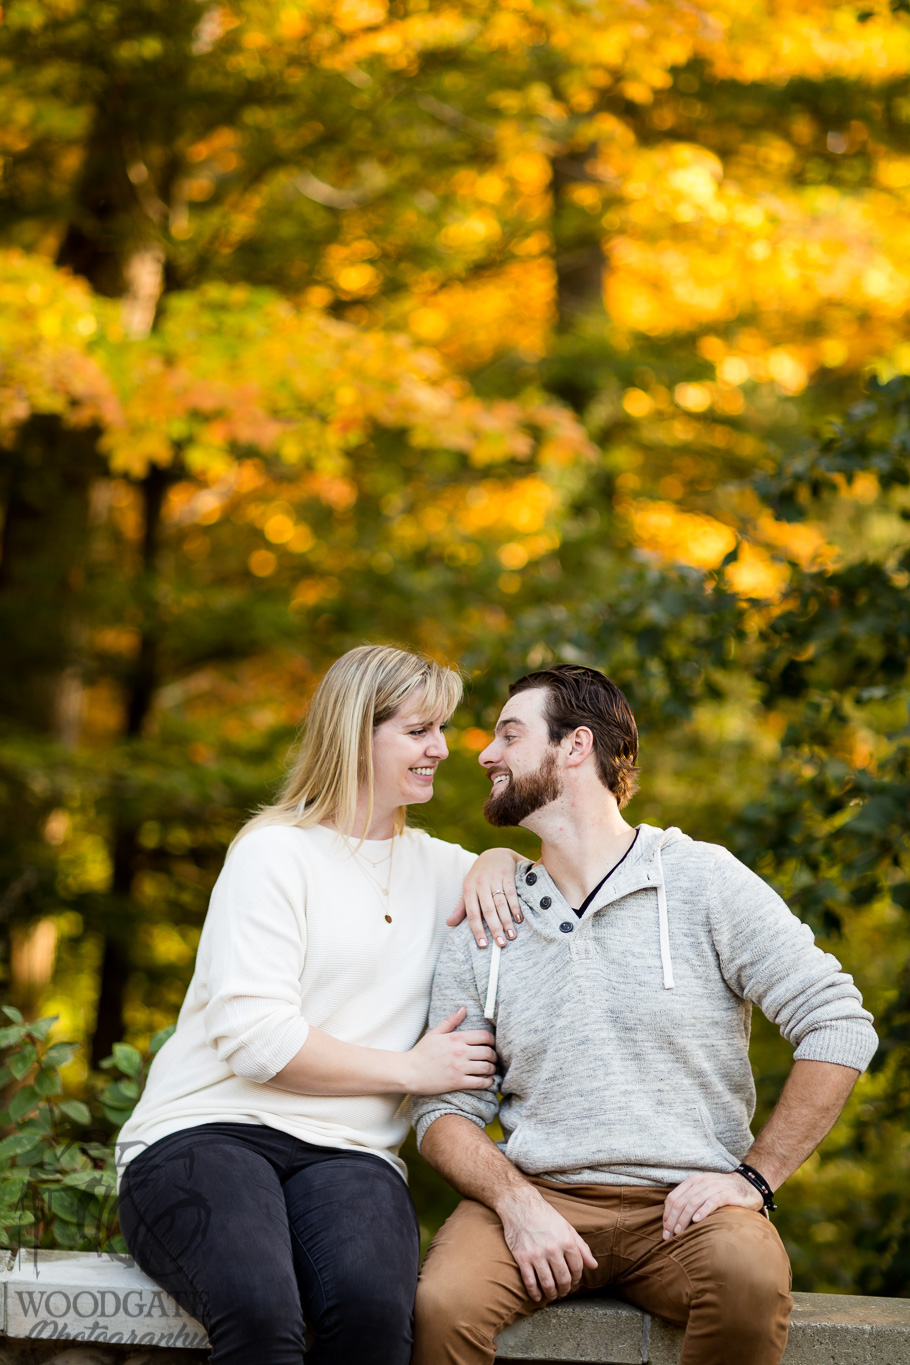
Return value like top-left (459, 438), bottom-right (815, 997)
top-left (412, 665), bottom-right (877, 1365)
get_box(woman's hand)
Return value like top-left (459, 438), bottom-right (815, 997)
top-left (405, 1007), bottom-right (497, 1095)
top-left (448, 848), bottom-right (523, 949)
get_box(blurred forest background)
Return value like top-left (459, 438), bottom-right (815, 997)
top-left (0, 0), bottom-right (909, 1294)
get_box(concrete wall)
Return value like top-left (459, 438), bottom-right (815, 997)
top-left (2, 1252), bottom-right (909, 1363)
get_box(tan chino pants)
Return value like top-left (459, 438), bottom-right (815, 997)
top-left (413, 1181), bottom-right (792, 1365)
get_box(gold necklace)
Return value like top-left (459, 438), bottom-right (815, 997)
top-left (353, 836), bottom-right (396, 923)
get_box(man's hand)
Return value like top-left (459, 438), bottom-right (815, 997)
top-left (662, 1171), bottom-right (763, 1240)
top-left (497, 1189), bottom-right (598, 1301)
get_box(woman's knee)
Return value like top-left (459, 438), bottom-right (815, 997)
top-left (206, 1283), bottom-right (305, 1364)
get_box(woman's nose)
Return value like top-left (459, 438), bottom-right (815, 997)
top-left (427, 730), bottom-right (448, 758)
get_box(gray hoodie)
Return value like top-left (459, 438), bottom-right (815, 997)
top-left (413, 824), bottom-right (877, 1187)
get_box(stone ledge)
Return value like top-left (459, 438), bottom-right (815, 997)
top-left (496, 1291), bottom-right (910, 1364)
top-left (1, 1253), bottom-right (909, 1363)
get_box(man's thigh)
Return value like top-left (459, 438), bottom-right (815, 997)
top-left (612, 1192), bottom-right (792, 1327)
top-left (414, 1183), bottom-right (624, 1356)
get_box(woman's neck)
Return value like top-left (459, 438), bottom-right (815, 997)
top-left (322, 794), bottom-right (398, 841)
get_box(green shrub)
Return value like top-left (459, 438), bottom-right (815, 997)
top-left (0, 1006), bottom-right (173, 1253)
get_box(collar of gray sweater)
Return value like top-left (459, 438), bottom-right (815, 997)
top-left (484, 823), bottom-right (686, 1020)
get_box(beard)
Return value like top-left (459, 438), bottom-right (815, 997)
top-left (483, 748), bottom-right (563, 827)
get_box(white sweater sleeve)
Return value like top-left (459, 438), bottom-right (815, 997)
top-left (202, 828), bottom-right (311, 1083)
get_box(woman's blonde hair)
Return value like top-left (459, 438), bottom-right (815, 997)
top-left (233, 644), bottom-right (463, 848)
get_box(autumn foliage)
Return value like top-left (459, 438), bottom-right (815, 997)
top-left (1, 0), bottom-right (909, 1291)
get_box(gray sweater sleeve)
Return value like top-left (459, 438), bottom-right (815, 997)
top-left (708, 847), bottom-right (878, 1072)
top-left (413, 929), bottom-right (502, 1149)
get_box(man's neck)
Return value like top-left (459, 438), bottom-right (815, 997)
top-left (528, 799), bottom-right (637, 909)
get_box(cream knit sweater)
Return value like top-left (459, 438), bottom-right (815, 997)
top-left (117, 823), bottom-right (476, 1183)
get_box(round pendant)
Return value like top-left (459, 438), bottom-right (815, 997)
top-left (384, 914), bottom-right (392, 924)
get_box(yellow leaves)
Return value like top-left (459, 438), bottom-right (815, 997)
top-left (0, 250), bottom-right (121, 439)
top-left (403, 259), bottom-right (554, 371)
top-left (506, 152), bottom-right (551, 194)
top-left (277, 4), bottom-right (311, 39)
top-left (622, 498), bottom-right (736, 570)
top-left (408, 306), bottom-right (449, 342)
top-left (249, 548), bottom-right (278, 576)
top-left (621, 493), bottom-right (838, 602)
top-left (622, 387), bottom-right (653, 418)
top-left (725, 543), bottom-right (787, 600)
top-left (263, 511), bottom-right (296, 543)
top-left (876, 157), bottom-right (910, 191)
top-left (439, 209), bottom-right (502, 252)
top-left (335, 262), bottom-right (380, 294)
top-left (673, 383), bottom-right (712, 413)
top-left (333, 0), bottom-right (388, 35)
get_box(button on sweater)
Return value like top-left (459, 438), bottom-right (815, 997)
top-left (414, 824), bottom-right (877, 1187)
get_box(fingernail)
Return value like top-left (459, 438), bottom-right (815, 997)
top-left (515, 913), bottom-right (523, 922)
top-left (663, 1231), bottom-right (670, 1241)
top-left (478, 939), bottom-right (487, 948)
top-left (507, 929), bottom-right (516, 940)
top-left (496, 936), bottom-right (506, 947)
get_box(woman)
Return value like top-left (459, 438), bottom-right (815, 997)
top-left (116, 645), bottom-right (522, 1365)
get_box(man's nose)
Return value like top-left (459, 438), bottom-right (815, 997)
top-left (479, 739), bottom-right (498, 768)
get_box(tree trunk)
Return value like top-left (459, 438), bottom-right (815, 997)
top-left (552, 150), bottom-right (608, 331)
top-left (90, 464), bottom-right (170, 1066)
top-left (0, 417), bottom-right (101, 736)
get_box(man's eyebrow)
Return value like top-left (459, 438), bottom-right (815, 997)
top-left (494, 715), bottom-right (526, 735)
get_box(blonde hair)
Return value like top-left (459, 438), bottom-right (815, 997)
top-left (232, 645), bottom-right (463, 848)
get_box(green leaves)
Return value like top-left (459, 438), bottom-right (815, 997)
top-left (109, 1042), bottom-right (142, 1076)
top-left (149, 1023), bottom-right (176, 1055)
top-left (9, 1086), bottom-right (39, 1123)
top-left (57, 1100), bottom-right (91, 1126)
top-left (0, 1133), bottom-right (40, 1161)
top-left (0, 1019), bottom-right (159, 1253)
top-left (43, 1042), bottom-right (79, 1069)
top-left (8, 1042), bottom-right (37, 1080)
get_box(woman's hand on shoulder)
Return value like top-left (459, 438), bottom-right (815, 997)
top-left (405, 1007), bottom-right (497, 1095)
top-left (448, 848), bottom-right (523, 949)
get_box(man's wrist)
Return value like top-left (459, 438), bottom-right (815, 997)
top-left (493, 1179), bottom-right (545, 1223)
top-left (736, 1161), bottom-right (778, 1212)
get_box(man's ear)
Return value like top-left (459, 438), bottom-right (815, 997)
top-left (564, 726), bottom-right (594, 767)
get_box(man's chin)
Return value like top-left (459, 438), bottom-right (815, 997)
top-left (483, 791), bottom-right (517, 827)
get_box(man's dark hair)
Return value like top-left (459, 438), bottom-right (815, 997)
top-left (508, 665), bottom-right (640, 807)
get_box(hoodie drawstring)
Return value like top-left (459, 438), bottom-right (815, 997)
top-left (482, 944), bottom-right (504, 1021)
top-left (484, 943), bottom-right (502, 1021)
top-left (655, 844), bottom-right (675, 990)
top-left (485, 836), bottom-right (675, 1015)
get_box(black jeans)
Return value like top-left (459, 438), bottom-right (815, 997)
top-left (118, 1122), bottom-right (420, 1365)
